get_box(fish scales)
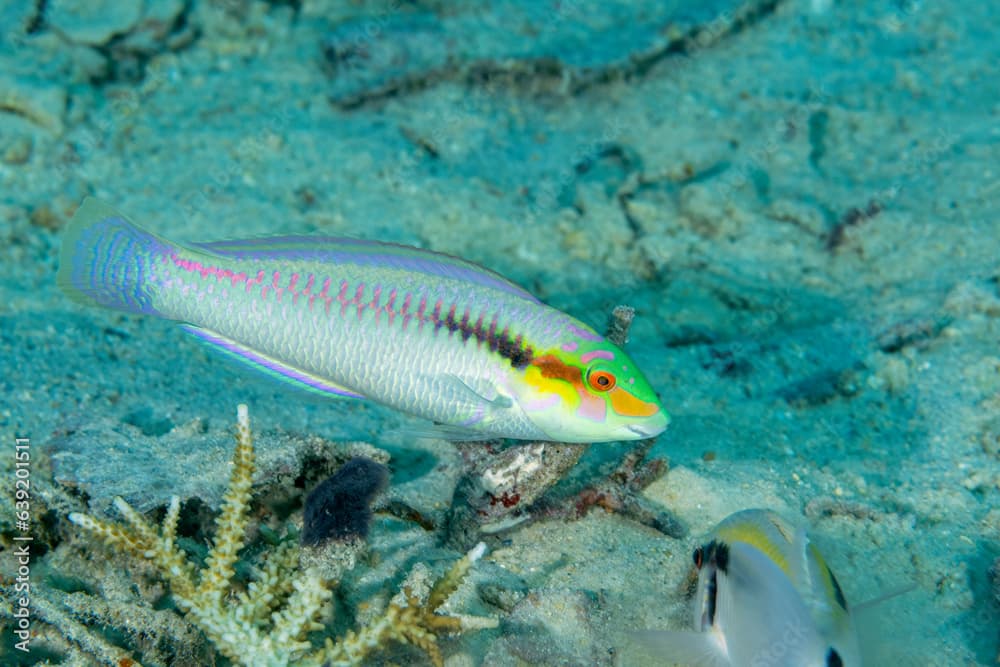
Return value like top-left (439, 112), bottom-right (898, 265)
top-left (162, 254), bottom-right (569, 432)
top-left (58, 198), bottom-right (669, 442)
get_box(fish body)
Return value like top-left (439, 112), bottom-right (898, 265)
top-left (638, 509), bottom-right (861, 666)
top-left (57, 198), bottom-right (668, 442)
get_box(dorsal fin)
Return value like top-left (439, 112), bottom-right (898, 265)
top-left (192, 236), bottom-right (540, 302)
top-left (713, 509), bottom-right (794, 580)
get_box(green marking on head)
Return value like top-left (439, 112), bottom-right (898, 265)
top-left (512, 335), bottom-right (669, 443)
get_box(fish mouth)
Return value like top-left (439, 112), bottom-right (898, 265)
top-left (626, 423), bottom-right (665, 438)
top-left (624, 411), bottom-right (669, 439)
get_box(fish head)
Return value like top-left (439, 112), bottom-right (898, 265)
top-left (512, 335), bottom-right (668, 442)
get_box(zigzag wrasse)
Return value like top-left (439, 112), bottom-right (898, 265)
top-left (57, 198), bottom-right (668, 443)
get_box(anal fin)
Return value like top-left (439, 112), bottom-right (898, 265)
top-left (181, 324), bottom-right (366, 399)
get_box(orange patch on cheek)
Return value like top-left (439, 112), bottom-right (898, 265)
top-left (531, 354), bottom-right (583, 384)
top-left (528, 355), bottom-right (610, 420)
top-left (608, 386), bottom-right (659, 417)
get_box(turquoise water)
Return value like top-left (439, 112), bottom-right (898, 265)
top-left (1, 0), bottom-right (998, 664)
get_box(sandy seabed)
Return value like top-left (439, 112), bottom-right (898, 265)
top-left (1, 0), bottom-right (997, 664)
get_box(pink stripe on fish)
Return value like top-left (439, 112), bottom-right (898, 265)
top-left (333, 280), bottom-right (351, 316)
top-left (580, 350), bottom-right (614, 363)
top-left (417, 296), bottom-right (428, 330)
top-left (385, 288), bottom-right (398, 326)
top-left (299, 274), bottom-right (313, 307)
top-left (568, 324), bottom-right (602, 341)
top-left (247, 270), bottom-right (265, 294)
top-left (561, 341), bottom-right (579, 352)
top-left (318, 277), bottom-right (332, 313)
top-left (192, 235), bottom-right (541, 303)
top-left (401, 293), bottom-right (413, 330)
top-left (353, 283), bottom-right (366, 320)
top-left (371, 285), bottom-right (382, 324)
top-left (271, 271), bottom-right (282, 301)
top-left (171, 253), bottom-right (239, 284)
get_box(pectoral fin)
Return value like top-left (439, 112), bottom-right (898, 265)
top-left (388, 375), bottom-right (513, 442)
top-left (442, 374), bottom-right (513, 411)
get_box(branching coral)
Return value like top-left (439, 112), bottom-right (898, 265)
top-left (69, 404), bottom-right (495, 666)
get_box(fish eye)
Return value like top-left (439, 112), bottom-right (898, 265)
top-left (825, 649), bottom-right (843, 667)
top-left (692, 546), bottom-right (704, 568)
top-left (587, 369), bottom-right (616, 392)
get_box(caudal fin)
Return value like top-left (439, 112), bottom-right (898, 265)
top-left (57, 198), bottom-right (172, 316)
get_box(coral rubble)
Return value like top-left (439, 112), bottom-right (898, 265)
top-left (69, 405), bottom-right (494, 666)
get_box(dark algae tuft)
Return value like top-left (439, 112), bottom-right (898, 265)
top-left (301, 457), bottom-right (389, 546)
